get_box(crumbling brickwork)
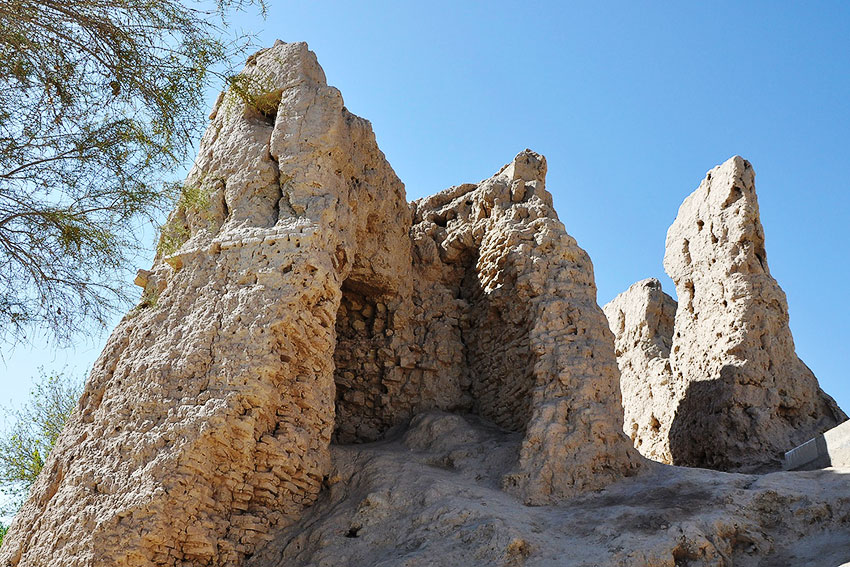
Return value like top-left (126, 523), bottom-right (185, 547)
top-left (1, 41), bottom-right (638, 567)
top-left (606, 157), bottom-right (846, 471)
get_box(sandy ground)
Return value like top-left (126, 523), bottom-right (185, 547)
top-left (247, 412), bottom-right (850, 567)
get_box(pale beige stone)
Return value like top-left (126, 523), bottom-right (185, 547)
top-left (0, 41), bottom-right (638, 566)
top-left (407, 151), bottom-right (640, 504)
top-left (247, 411), bottom-right (850, 567)
top-left (1, 40), bottom-right (411, 567)
top-left (603, 278), bottom-right (677, 463)
top-left (607, 156), bottom-right (846, 471)
top-left (664, 156), bottom-right (845, 470)
top-left (8, 41), bottom-right (845, 567)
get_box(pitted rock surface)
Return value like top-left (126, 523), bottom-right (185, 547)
top-left (407, 154), bottom-right (640, 504)
top-left (1, 41), bottom-right (412, 567)
top-left (603, 278), bottom-right (677, 463)
top-left (4, 42), bottom-right (847, 567)
top-left (0, 41), bottom-right (637, 567)
top-left (606, 156), bottom-right (846, 471)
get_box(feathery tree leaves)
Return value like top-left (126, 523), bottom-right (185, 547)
top-left (0, 0), bottom-right (263, 344)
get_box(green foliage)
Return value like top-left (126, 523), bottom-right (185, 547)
top-left (155, 180), bottom-right (215, 257)
top-left (156, 220), bottom-right (192, 258)
top-left (0, 522), bottom-right (6, 548)
top-left (139, 288), bottom-right (161, 309)
top-left (0, 370), bottom-right (83, 516)
top-left (225, 71), bottom-right (281, 119)
top-left (0, 0), bottom-right (264, 345)
top-left (178, 182), bottom-right (213, 214)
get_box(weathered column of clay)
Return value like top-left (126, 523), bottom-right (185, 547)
top-left (603, 278), bottom-right (678, 463)
top-left (410, 151), bottom-right (640, 504)
top-left (663, 156), bottom-right (845, 470)
top-left (501, 154), bottom-right (640, 502)
top-left (0, 41), bottom-right (409, 567)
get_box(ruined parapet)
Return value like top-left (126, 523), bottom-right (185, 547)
top-left (603, 278), bottom-right (677, 463)
top-left (607, 156), bottom-right (845, 472)
top-left (2, 43), bottom-right (639, 566)
top-left (337, 149), bottom-right (641, 501)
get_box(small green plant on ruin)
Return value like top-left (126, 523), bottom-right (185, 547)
top-left (155, 180), bottom-right (217, 258)
top-left (124, 286), bottom-right (162, 320)
top-left (139, 288), bottom-right (160, 309)
top-left (178, 180), bottom-right (213, 214)
top-left (156, 220), bottom-right (191, 258)
top-left (224, 71), bottom-right (282, 121)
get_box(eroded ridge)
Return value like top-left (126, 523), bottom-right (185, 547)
top-left (606, 156), bottom-right (846, 471)
top-left (1, 41), bottom-right (638, 566)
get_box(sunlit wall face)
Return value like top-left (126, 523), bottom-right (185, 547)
top-left (2, 1), bottom-right (848, 449)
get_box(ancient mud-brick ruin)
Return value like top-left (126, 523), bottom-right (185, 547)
top-left (605, 157), bottom-right (845, 471)
top-left (603, 277), bottom-right (678, 464)
top-left (0, 42), bottom-right (638, 567)
top-left (2, 41), bottom-right (846, 567)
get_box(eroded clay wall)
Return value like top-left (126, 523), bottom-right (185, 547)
top-left (1, 44), bottom-right (641, 567)
top-left (410, 184), bottom-right (538, 433)
top-left (663, 156), bottom-right (845, 470)
top-left (461, 261), bottom-right (535, 432)
top-left (409, 153), bottom-right (639, 505)
top-left (0, 41), bottom-right (411, 567)
top-left (606, 157), bottom-right (846, 472)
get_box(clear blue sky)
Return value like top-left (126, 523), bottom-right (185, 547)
top-left (2, 2), bottom-right (848, 416)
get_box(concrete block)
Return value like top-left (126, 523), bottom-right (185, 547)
top-left (784, 419), bottom-right (850, 471)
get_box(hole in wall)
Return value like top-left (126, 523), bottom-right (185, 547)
top-left (332, 279), bottom-right (395, 444)
top-left (454, 248), bottom-right (535, 432)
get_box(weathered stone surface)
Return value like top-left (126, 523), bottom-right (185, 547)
top-left (1, 41), bottom-right (638, 566)
top-left (9, 40), bottom-right (846, 567)
top-left (247, 412), bottom-right (850, 567)
top-left (664, 156), bottom-right (845, 470)
top-left (2, 40), bottom-right (413, 567)
top-left (603, 278), bottom-right (677, 463)
top-left (607, 156), bottom-right (846, 471)
top-left (407, 153), bottom-right (640, 504)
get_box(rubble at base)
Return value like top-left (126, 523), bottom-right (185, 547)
top-left (250, 412), bottom-right (850, 567)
